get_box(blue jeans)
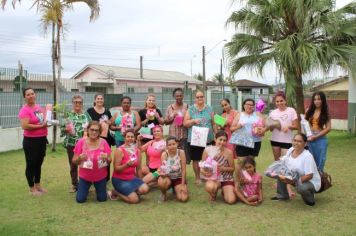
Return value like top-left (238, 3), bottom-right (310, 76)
top-left (308, 135), bottom-right (328, 171)
top-left (76, 177), bottom-right (107, 203)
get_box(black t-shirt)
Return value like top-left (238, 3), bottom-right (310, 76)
top-left (86, 107), bottom-right (113, 145)
top-left (138, 108), bottom-right (163, 127)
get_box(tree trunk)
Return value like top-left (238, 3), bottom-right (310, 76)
top-left (51, 23), bottom-right (57, 152)
top-left (294, 73), bottom-right (305, 115)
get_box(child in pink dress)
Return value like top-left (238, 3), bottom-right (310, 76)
top-left (240, 158), bottom-right (263, 205)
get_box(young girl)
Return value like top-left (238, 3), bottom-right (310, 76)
top-left (305, 91), bottom-right (331, 171)
top-left (201, 130), bottom-right (236, 204)
top-left (157, 136), bottom-right (189, 202)
top-left (238, 158), bottom-right (263, 205)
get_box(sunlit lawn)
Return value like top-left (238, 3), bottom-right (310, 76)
top-left (0, 131), bottom-right (355, 235)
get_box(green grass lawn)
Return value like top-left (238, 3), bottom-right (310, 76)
top-left (0, 131), bottom-right (355, 236)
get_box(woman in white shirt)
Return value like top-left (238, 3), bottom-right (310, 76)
top-left (271, 133), bottom-right (321, 206)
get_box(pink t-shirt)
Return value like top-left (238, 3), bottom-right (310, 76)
top-left (73, 138), bottom-right (111, 182)
top-left (269, 107), bottom-right (298, 143)
top-left (242, 172), bottom-right (262, 198)
top-left (146, 140), bottom-right (165, 169)
top-left (18, 104), bottom-right (48, 137)
top-left (112, 146), bottom-right (139, 181)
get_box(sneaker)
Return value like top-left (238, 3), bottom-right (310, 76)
top-left (270, 196), bottom-right (289, 201)
top-left (305, 201), bottom-right (315, 206)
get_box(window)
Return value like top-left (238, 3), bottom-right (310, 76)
top-left (71, 89), bottom-right (79, 92)
top-left (127, 87), bottom-right (135, 93)
top-left (85, 87), bottom-right (106, 93)
top-left (148, 88), bottom-right (154, 93)
top-left (260, 88), bottom-right (264, 94)
top-left (34, 88), bottom-right (46, 92)
top-left (162, 87), bottom-right (174, 93)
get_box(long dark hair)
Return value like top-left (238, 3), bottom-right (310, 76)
top-left (305, 91), bottom-right (330, 129)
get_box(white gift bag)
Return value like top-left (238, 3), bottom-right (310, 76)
top-left (191, 126), bottom-right (209, 147)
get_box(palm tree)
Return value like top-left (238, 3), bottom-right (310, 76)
top-left (211, 73), bottom-right (225, 93)
top-left (38, 0), bottom-right (99, 151)
top-left (225, 0), bottom-right (356, 114)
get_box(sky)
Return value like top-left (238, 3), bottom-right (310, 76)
top-left (0, 0), bottom-right (352, 85)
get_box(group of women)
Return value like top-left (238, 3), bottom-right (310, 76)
top-left (18, 87), bottom-right (330, 206)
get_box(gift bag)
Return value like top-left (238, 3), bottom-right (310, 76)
top-left (229, 128), bottom-right (255, 148)
top-left (191, 126), bottom-right (209, 147)
top-left (214, 114), bottom-right (227, 127)
top-left (264, 158), bottom-right (299, 181)
top-left (139, 127), bottom-right (153, 139)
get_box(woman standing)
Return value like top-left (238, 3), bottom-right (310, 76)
top-left (18, 88), bottom-right (48, 196)
top-left (110, 96), bottom-right (141, 147)
top-left (61, 95), bottom-right (90, 193)
top-left (268, 91), bottom-right (298, 161)
top-left (305, 92), bottom-right (331, 171)
top-left (220, 98), bottom-right (239, 158)
top-left (72, 121), bottom-right (112, 203)
top-left (184, 90), bottom-right (215, 185)
top-left (138, 94), bottom-right (165, 143)
top-left (86, 93), bottom-right (113, 181)
top-left (271, 133), bottom-right (321, 206)
top-left (165, 88), bottom-right (190, 163)
top-left (230, 98), bottom-right (265, 160)
top-left (111, 129), bottom-right (149, 203)
top-left (201, 131), bottom-right (236, 204)
top-left (139, 125), bottom-right (166, 185)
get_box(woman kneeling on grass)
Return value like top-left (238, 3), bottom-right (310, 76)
top-left (72, 121), bottom-right (112, 203)
top-left (201, 131), bottom-right (237, 204)
top-left (271, 133), bottom-right (321, 206)
top-left (111, 129), bottom-right (149, 203)
top-left (139, 125), bottom-right (166, 186)
top-left (157, 136), bottom-right (189, 202)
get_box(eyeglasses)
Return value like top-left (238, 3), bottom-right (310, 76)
top-left (196, 96), bottom-right (204, 99)
top-left (73, 101), bottom-right (83, 104)
top-left (89, 128), bottom-right (100, 132)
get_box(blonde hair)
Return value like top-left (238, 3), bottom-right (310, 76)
top-left (144, 94), bottom-right (157, 109)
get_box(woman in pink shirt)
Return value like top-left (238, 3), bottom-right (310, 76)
top-left (220, 98), bottom-right (239, 158)
top-left (111, 129), bottom-right (149, 203)
top-left (139, 125), bottom-right (166, 185)
top-left (72, 121), bottom-right (112, 203)
top-left (18, 88), bottom-right (49, 196)
top-left (268, 91), bottom-right (298, 161)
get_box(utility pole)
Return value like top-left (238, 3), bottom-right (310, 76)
top-left (202, 46), bottom-right (206, 92)
top-left (18, 60), bottom-right (23, 93)
top-left (220, 58), bottom-right (225, 98)
top-left (140, 56), bottom-right (143, 79)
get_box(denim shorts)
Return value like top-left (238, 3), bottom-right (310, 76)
top-left (112, 177), bottom-right (144, 196)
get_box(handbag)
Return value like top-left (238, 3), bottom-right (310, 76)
top-left (317, 171), bottom-right (332, 193)
top-left (229, 128), bottom-right (255, 148)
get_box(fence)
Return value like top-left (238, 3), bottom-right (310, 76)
top-left (0, 92), bottom-right (96, 128)
top-left (0, 90), bottom-right (273, 129)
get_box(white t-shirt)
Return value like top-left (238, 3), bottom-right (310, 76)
top-left (284, 148), bottom-right (321, 191)
top-left (269, 107), bottom-right (298, 143)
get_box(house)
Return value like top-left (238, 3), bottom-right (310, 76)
top-left (70, 64), bottom-right (201, 94)
top-left (233, 79), bottom-right (271, 94)
top-left (206, 79), bottom-right (271, 94)
top-left (306, 75), bottom-right (348, 130)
